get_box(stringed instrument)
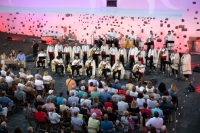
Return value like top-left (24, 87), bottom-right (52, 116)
top-left (74, 59), bottom-right (81, 66)
top-left (113, 65), bottom-right (119, 72)
top-left (133, 66), bottom-right (139, 73)
top-left (90, 48), bottom-right (98, 56)
top-left (67, 64), bottom-right (72, 73)
top-left (159, 48), bottom-right (166, 58)
top-left (51, 61), bottom-right (59, 67)
top-left (100, 63), bottom-right (106, 70)
top-left (86, 62), bottom-right (91, 68)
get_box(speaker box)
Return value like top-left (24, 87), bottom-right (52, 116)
top-left (193, 66), bottom-right (200, 73)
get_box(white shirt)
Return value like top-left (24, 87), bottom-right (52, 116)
top-left (73, 46), bottom-right (80, 53)
top-left (146, 86), bottom-right (154, 93)
top-left (48, 45), bottom-right (54, 52)
top-left (129, 34), bottom-right (137, 40)
top-left (130, 91), bottom-right (138, 97)
top-left (38, 53), bottom-right (46, 57)
top-left (54, 59), bottom-right (64, 64)
top-left (35, 79), bottom-right (44, 90)
top-left (133, 64), bottom-right (145, 73)
top-left (136, 86), bottom-right (145, 92)
top-left (108, 31), bottom-right (116, 39)
top-left (136, 98), bottom-right (145, 108)
top-left (117, 101), bottom-right (129, 115)
top-left (58, 45), bottom-right (63, 52)
top-left (147, 34), bottom-right (156, 40)
top-left (165, 34), bottom-right (173, 41)
top-left (147, 99), bottom-right (158, 108)
top-left (101, 46), bottom-right (106, 52)
top-left (70, 107), bottom-right (80, 116)
top-left (5, 76), bottom-right (13, 83)
top-left (109, 47), bottom-right (115, 55)
top-left (64, 47), bottom-right (70, 52)
top-left (138, 50), bottom-right (146, 58)
top-left (43, 75), bottom-right (53, 81)
top-left (108, 87), bottom-right (115, 94)
top-left (72, 59), bottom-right (80, 65)
top-left (0, 70), bottom-right (6, 77)
top-left (146, 117), bottom-right (164, 132)
top-left (130, 47), bottom-right (135, 55)
top-left (26, 75), bottom-right (33, 80)
top-left (82, 45), bottom-right (88, 52)
top-left (119, 48), bottom-right (124, 55)
top-left (80, 99), bottom-right (91, 108)
top-left (17, 83), bottom-right (26, 90)
top-left (92, 47), bottom-right (99, 54)
top-left (48, 112), bottom-right (61, 124)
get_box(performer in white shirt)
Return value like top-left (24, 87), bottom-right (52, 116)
top-left (71, 56), bottom-right (82, 76)
top-left (46, 42), bottom-right (54, 66)
top-left (99, 58), bottom-right (111, 79)
top-left (89, 44), bottom-right (100, 68)
top-left (72, 42), bottom-right (82, 59)
top-left (85, 56), bottom-right (96, 76)
top-left (51, 56), bottom-right (65, 75)
top-left (137, 47), bottom-right (146, 65)
top-left (132, 61), bottom-right (145, 81)
top-left (181, 49), bottom-right (192, 80)
top-left (109, 44), bottom-right (119, 66)
top-left (128, 45), bottom-right (139, 68)
top-left (118, 45), bottom-right (127, 66)
top-left (129, 31), bottom-right (137, 40)
top-left (37, 49), bottom-right (46, 68)
top-left (170, 49), bottom-right (180, 78)
top-left (148, 45), bottom-right (158, 71)
top-left (164, 31), bottom-right (174, 50)
top-left (82, 40), bottom-right (90, 66)
top-left (100, 42), bottom-right (109, 60)
top-left (107, 28), bottom-right (116, 40)
top-left (63, 43), bottom-right (72, 65)
top-left (157, 44), bottom-right (169, 73)
top-left (111, 60), bottom-right (125, 80)
top-left (54, 40), bottom-right (63, 59)
top-left (146, 31), bottom-right (156, 45)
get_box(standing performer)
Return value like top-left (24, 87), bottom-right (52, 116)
top-left (31, 40), bottom-right (39, 62)
top-left (89, 44), bottom-right (100, 68)
top-left (129, 31), bottom-right (137, 40)
top-left (107, 28), bottom-right (116, 47)
top-left (71, 56), bottom-right (82, 76)
top-left (128, 45), bottom-right (138, 69)
top-left (164, 31), bottom-right (174, 50)
top-left (85, 56), bottom-right (96, 76)
top-left (99, 58), bottom-right (111, 79)
top-left (37, 49), bottom-right (46, 69)
top-left (137, 47), bottom-right (146, 65)
top-left (46, 42), bottom-right (54, 66)
top-left (132, 61), bottom-right (145, 81)
top-left (72, 42), bottom-right (82, 59)
top-left (82, 40), bottom-right (90, 66)
top-left (109, 44), bottom-right (119, 67)
top-left (100, 42), bottom-right (109, 60)
top-left (146, 31), bottom-right (156, 45)
top-left (54, 40), bottom-right (63, 59)
top-left (181, 49), bottom-right (192, 80)
top-left (170, 49), bottom-right (180, 78)
top-left (112, 60), bottom-right (125, 80)
top-left (158, 44), bottom-right (169, 73)
top-left (118, 45), bottom-right (127, 67)
top-left (63, 43), bottom-right (72, 66)
top-left (148, 45), bottom-right (158, 71)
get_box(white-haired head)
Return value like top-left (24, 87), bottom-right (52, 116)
top-left (81, 86), bottom-right (85, 91)
top-left (91, 113), bottom-right (97, 119)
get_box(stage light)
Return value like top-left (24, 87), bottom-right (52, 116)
top-left (7, 37), bottom-right (12, 41)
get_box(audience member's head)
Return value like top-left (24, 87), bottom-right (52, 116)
top-left (62, 99), bottom-right (67, 105)
top-left (36, 95), bottom-right (42, 101)
top-left (13, 126), bottom-right (22, 133)
top-left (37, 105), bottom-right (42, 112)
top-left (59, 92), bottom-right (64, 97)
top-left (137, 93), bottom-right (144, 99)
top-left (91, 113), bottom-right (97, 119)
top-left (81, 86), bottom-right (85, 91)
top-left (103, 114), bottom-right (108, 121)
top-left (1, 121), bottom-right (7, 128)
top-left (154, 111), bottom-right (159, 118)
top-left (147, 81), bottom-right (153, 89)
top-left (27, 126), bottom-right (34, 133)
top-left (143, 102), bottom-right (148, 108)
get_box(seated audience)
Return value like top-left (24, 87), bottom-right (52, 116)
top-left (130, 86), bottom-right (138, 98)
top-left (78, 86), bottom-right (87, 99)
top-left (91, 87), bottom-right (100, 99)
top-left (121, 111), bottom-right (134, 132)
top-left (80, 94), bottom-right (91, 108)
top-left (34, 95), bottom-right (44, 109)
top-left (147, 94), bottom-right (158, 109)
top-left (60, 99), bottom-right (69, 112)
top-left (69, 85), bottom-right (78, 96)
top-left (136, 93), bottom-right (145, 109)
top-left (118, 85), bottom-right (126, 96)
top-left (117, 96), bottom-right (128, 115)
top-left (97, 82), bottom-right (104, 93)
top-left (34, 105), bottom-right (48, 123)
top-left (90, 103), bottom-right (102, 120)
top-left (168, 83), bottom-right (178, 96)
top-left (100, 88), bottom-right (111, 102)
top-left (151, 103), bottom-right (164, 118)
top-left (0, 102), bottom-right (8, 118)
top-left (128, 100), bottom-right (139, 114)
top-left (125, 90), bottom-right (134, 104)
top-left (136, 81), bottom-right (145, 92)
top-left (48, 106), bottom-right (61, 124)
top-left (26, 70), bottom-right (33, 80)
top-left (23, 101), bottom-right (34, 116)
top-left (68, 92), bottom-right (79, 106)
top-left (70, 102), bottom-right (80, 116)
top-left (0, 121), bottom-right (9, 133)
top-left (42, 97), bottom-right (55, 111)
top-left (101, 114), bottom-right (115, 133)
top-left (88, 82), bottom-right (95, 93)
top-left (106, 107), bottom-right (117, 122)
top-left (125, 79), bottom-right (134, 91)
top-left (71, 111), bottom-right (84, 131)
top-left (61, 109), bottom-right (71, 123)
top-left (111, 89), bottom-right (121, 104)
top-left (146, 81), bottom-right (154, 94)
top-left (56, 92), bottom-right (65, 105)
top-left (112, 79), bottom-right (122, 89)
top-left (162, 90), bottom-right (172, 103)
top-left (14, 86), bottom-right (26, 103)
top-left (107, 83), bottom-right (115, 95)
top-left (47, 90), bottom-right (57, 103)
top-left (143, 89), bottom-right (149, 99)
top-left (103, 97), bottom-right (113, 110)
top-left (35, 76), bottom-right (44, 91)
top-left (88, 113), bottom-right (100, 133)
top-left (153, 88), bottom-right (161, 101)
top-left (88, 75), bottom-right (97, 87)
top-left (43, 71), bottom-right (55, 90)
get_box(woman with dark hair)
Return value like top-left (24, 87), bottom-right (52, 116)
top-left (23, 101), bottom-right (35, 116)
top-left (13, 126), bottom-right (22, 133)
top-left (61, 109), bottom-right (71, 123)
top-left (34, 105), bottom-right (47, 123)
top-left (93, 97), bottom-right (103, 109)
top-left (88, 82), bottom-right (95, 93)
top-left (162, 90), bottom-right (172, 103)
top-left (97, 82), bottom-right (104, 93)
top-left (158, 82), bottom-right (167, 95)
top-left (136, 93), bottom-right (145, 109)
top-left (103, 97), bottom-right (113, 110)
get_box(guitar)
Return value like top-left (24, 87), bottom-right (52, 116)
top-left (113, 65), bottom-right (119, 72)
top-left (159, 48), bottom-right (166, 58)
top-left (133, 66), bottom-right (139, 73)
top-left (100, 63), bottom-right (106, 70)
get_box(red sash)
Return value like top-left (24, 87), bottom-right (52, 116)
top-left (101, 51), bottom-right (106, 55)
top-left (120, 54), bottom-right (124, 56)
top-left (58, 52), bottom-right (62, 54)
top-left (161, 56), bottom-right (166, 60)
top-left (66, 52), bottom-right (70, 55)
top-left (89, 66), bottom-right (92, 69)
top-left (75, 53), bottom-right (79, 56)
top-left (150, 55), bottom-right (153, 58)
top-left (78, 65), bottom-right (82, 68)
top-left (83, 51), bottom-right (87, 54)
top-left (111, 55), bottom-right (115, 61)
top-left (138, 57), bottom-right (144, 64)
top-left (151, 41), bottom-right (154, 45)
top-left (48, 52), bottom-right (54, 55)
top-left (130, 55), bottom-right (134, 58)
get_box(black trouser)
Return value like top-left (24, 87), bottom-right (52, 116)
top-left (119, 55), bottom-right (124, 67)
top-left (160, 58), bottom-right (166, 71)
top-left (83, 54), bottom-right (87, 66)
top-left (49, 54), bottom-right (54, 65)
top-left (66, 54), bottom-right (70, 65)
top-left (149, 57), bottom-right (155, 70)
top-left (72, 65), bottom-right (80, 75)
top-left (93, 54), bottom-right (98, 68)
top-left (101, 54), bottom-right (106, 60)
top-left (110, 55), bottom-right (115, 67)
top-left (132, 71), bottom-right (142, 81)
top-left (172, 68), bottom-right (178, 74)
top-left (102, 68), bottom-right (111, 78)
top-left (37, 60), bottom-right (45, 67)
top-left (75, 53), bottom-right (80, 59)
top-left (55, 64), bottom-right (64, 74)
top-left (113, 70), bottom-right (121, 80)
top-left (58, 53), bottom-right (62, 59)
top-left (129, 57), bottom-right (135, 68)
top-left (86, 67), bottom-right (92, 76)
top-left (184, 74), bottom-right (189, 78)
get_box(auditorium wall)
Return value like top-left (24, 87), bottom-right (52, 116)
top-left (0, 0), bottom-right (200, 52)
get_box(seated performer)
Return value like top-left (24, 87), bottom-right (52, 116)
top-left (181, 49), bottom-right (192, 80)
top-left (16, 50), bottom-right (26, 69)
top-left (164, 30), bottom-right (174, 50)
top-left (99, 58), bottom-right (111, 79)
top-left (100, 42), bottom-right (109, 60)
top-left (148, 45), bottom-right (158, 71)
top-left (170, 49), bottom-right (180, 78)
top-left (37, 49), bottom-right (46, 68)
top-left (63, 43), bottom-right (72, 66)
top-left (132, 61), bottom-right (145, 81)
top-left (85, 56), bottom-right (96, 76)
top-left (46, 42), bottom-right (54, 66)
top-left (118, 45), bottom-right (127, 67)
top-left (71, 56), bottom-right (82, 76)
top-left (158, 44), bottom-right (169, 73)
top-left (72, 42), bottom-right (82, 59)
top-left (54, 40), bottom-right (63, 59)
top-left (89, 44), bottom-right (100, 68)
top-left (82, 40), bottom-right (90, 66)
top-left (111, 60), bottom-right (125, 80)
top-left (128, 45), bottom-right (138, 69)
top-left (52, 56), bottom-right (64, 75)
top-left (137, 47), bottom-right (146, 65)
top-left (109, 44), bottom-right (119, 67)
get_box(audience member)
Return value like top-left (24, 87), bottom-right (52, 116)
top-left (48, 106), bottom-right (61, 124)
top-left (60, 99), bottom-right (69, 112)
top-left (13, 126), bottom-right (22, 133)
top-left (101, 114), bottom-right (115, 133)
top-left (90, 103), bottom-right (102, 120)
top-left (88, 75), bottom-right (97, 87)
top-left (151, 103), bottom-right (164, 118)
top-left (78, 86), bottom-right (87, 99)
top-left (136, 81), bottom-right (145, 92)
top-left (91, 87), bottom-right (100, 99)
top-left (66, 75), bottom-right (76, 94)
top-left (56, 92), bottom-right (65, 105)
top-left (34, 95), bottom-right (44, 108)
top-left (117, 96), bottom-right (128, 115)
top-left (70, 102), bottom-right (80, 116)
top-left (14, 86), bottom-right (26, 103)
top-left (103, 97), bottom-right (113, 110)
top-left (136, 93), bottom-right (145, 109)
top-left (100, 88), bottom-right (111, 102)
top-left (88, 113), bottom-right (100, 133)
top-left (158, 82), bottom-right (167, 95)
top-left (80, 94), bottom-right (91, 108)
top-left (112, 79), bottom-right (122, 89)
top-left (71, 111), bottom-right (84, 131)
top-left (125, 79), bottom-right (134, 91)
top-left (168, 83), bottom-right (178, 96)
top-left (68, 92), bottom-right (79, 106)
top-left (146, 81), bottom-right (154, 94)
top-left (0, 122), bottom-right (9, 133)
top-left (147, 94), bottom-right (158, 109)
top-left (130, 86), bottom-right (138, 98)
top-left (42, 97), bottom-right (55, 111)
top-left (125, 90), bottom-right (134, 104)
top-left (47, 90), bottom-right (57, 103)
